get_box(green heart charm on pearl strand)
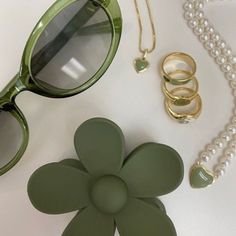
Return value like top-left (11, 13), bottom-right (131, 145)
top-left (190, 165), bottom-right (215, 189)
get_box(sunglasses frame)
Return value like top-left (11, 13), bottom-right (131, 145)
top-left (0, 0), bottom-right (122, 175)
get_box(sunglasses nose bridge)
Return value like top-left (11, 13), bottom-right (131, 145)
top-left (0, 74), bottom-right (27, 102)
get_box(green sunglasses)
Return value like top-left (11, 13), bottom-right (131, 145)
top-left (0, 0), bottom-right (122, 176)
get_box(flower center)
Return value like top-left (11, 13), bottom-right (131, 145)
top-left (91, 175), bottom-right (128, 214)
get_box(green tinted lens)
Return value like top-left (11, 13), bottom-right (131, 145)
top-left (0, 110), bottom-right (23, 168)
top-left (31, 0), bottom-right (112, 90)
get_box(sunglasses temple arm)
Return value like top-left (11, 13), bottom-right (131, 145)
top-left (31, 1), bottom-right (99, 75)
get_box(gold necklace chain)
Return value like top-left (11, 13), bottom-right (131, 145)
top-left (134, 0), bottom-right (157, 55)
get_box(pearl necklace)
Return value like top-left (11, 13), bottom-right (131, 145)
top-left (184, 0), bottom-right (236, 188)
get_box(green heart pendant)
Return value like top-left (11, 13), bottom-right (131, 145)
top-left (190, 165), bottom-right (214, 189)
top-left (134, 57), bottom-right (150, 73)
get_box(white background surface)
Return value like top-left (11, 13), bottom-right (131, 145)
top-left (0, 0), bottom-right (236, 235)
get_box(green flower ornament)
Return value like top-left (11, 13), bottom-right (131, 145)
top-left (28, 118), bottom-right (184, 236)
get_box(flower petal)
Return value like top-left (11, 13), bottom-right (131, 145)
top-left (115, 198), bottom-right (176, 236)
top-left (60, 159), bottom-right (87, 172)
top-left (62, 206), bottom-right (115, 236)
top-left (119, 143), bottom-right (184, 197)
top-left (74, 118), bottom-right (125, 176)
top-left (142, 198), bottom-right (166, 214)
top-left (28, 163), bottom-right (91, 214)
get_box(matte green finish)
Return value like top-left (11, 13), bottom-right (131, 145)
top-left (74, 118), bottom-right (125, 177)
top-left (190, 165), bottom-right (214, 188)
top-left (60, 158), bottom-right (87, 172)
top-left (0, 0), bottom-right (122, 176)
top-left (119, 143), bottom-right (184, 197)
top-left (142, 198), bottom-right (166, 214)
top-left (60, 159), bottom-right (167, 214)
top-left (91, 175), bottom-right (128, 214)
top-left (60, 159), bottom-right (166, 213)
top-left (134, 58), bottom-right (150, 73)
top-left (60, 159), bottom-right (167, 213)
top-left (28, 118), bottom-right (184, 236)
top-left (115, 198), bottom-right (176, 236)
top-left (63, 206), bottom-right (115, 236)
top-left (28, 163), bottom-right (91, 214)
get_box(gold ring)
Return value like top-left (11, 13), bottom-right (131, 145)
top-left (162, 71), bottom-right (199, 106)
top-left (161, 52), bottom-right (197, 85)
top-left (165, 87), bottom-right (202, 124)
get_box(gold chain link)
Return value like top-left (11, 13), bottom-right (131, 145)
top-left (133, 0), bottom-right (157, 55)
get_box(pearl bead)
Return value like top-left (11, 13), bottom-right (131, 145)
top-left (228, 55), bottom-right (236, 64)
top-left (184, 2), bottom-right (194, 11)
top-left (205, 40), bottom-right (215, 50)
top-left (204, 25), bottom-right (214, 34)
top-left (220, 160), bottom-right (231, 168)
top-left (227, 72), bottom-right (236, 81)
top-left (215, 168), bottom-right (225, 177)
top-left (206, 144), bottom-right (217, 155)
top-left (213, 138), bottom-right (224, 149)
top-left (229, 140), bottom-right (236, 150)
top-left (216, 55), bottom-right (227, 65)
top-left (211, 33), bottom-right (221, 42)
top-left (224, 148), bottom-right (235, 160)
top-left (194, 1), bottom-right (204, 10)
top-left (199, 33), bottom-right (210, 43)
top-left (210, 47), bottom-right (221, 58)
top-left (194, 25), bottom-right (204, 35)
top-left (223, 154), bottom-right (234, 163)
top-left (220, 131), bottom-right (231, 142)
top-left (184, 11), bottom-right (195, 20)
top-left (188, 18), bottom-right (199, 28)
top-left (224, 160), bottom-right (232, 167)
top-left (227, 124), bottom-right (236, 135)
top-left (230, 81), bottom-right (236, 89)
top-left (216, 164), bottom-right (226, 172)
top-left (222, 48), bottom-right (232, 57)
top-left (195, 10), bottom-right (204, 19)
top-left (221, 63), bottom-right (232, 73)
top-left (199, 18), bottom-right (209, 27)
top-left (216, 40), bottom-right (227, 49)
top-left (200, 152), bottom-right (211, 162)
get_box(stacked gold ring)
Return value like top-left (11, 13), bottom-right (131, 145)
top-left (160, 52), bottom-right (202, 124)
top-left (165, 88), bottom-right (202, 124)
top-left (161, 52), bottom-right (197, 85)
top-left (162, 71), bottom-right (199, 106)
